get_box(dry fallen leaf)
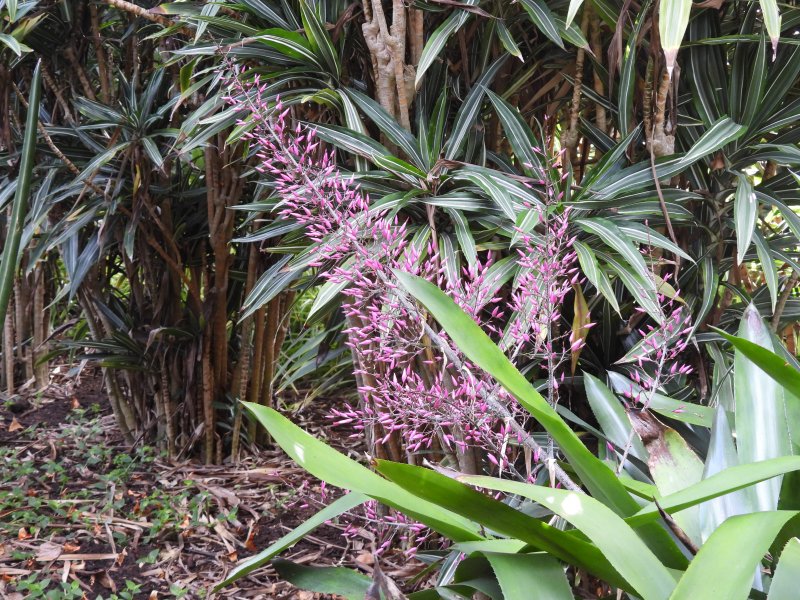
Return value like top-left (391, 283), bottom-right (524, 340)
top-left (356, 551), bottom-right (374, 567)
top-left (36, 542), bottom-right (63, 562)
top-left (63, 542), bottom-right (81, 553)
top-left (98, 571), bottom-right (116, 591)
top-left (8, 418), bottom-right (23, 433)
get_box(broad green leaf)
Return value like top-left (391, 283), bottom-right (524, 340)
top-left (734, 304), bottom-right (793, 512)
top-left (483, 553), bottom-right (572, 600)
top-left (577, 217), bottom-right (651, 285)
top-left (298, 0), bottom-right (340, 76)
top-left (496, 20), bottom-right (523, 61)
top-left (273, 560), bottom-right (370, 599)
top-left (760, 0), bottom-right (782, 58)
top-left (594, 118), bottom-right (745, 199)
top-left (455, 165), bottom-right (520, 219)
top-left (214, 492), bottom-right (367, 589)
top-left (0, 60), bottom-right (40, 329)
top-left (692, 254), bottom-right (719, 336)
top-left (616, 222), bottom-right (694, 263)
top-left (343, 88), bottom-right (423, 165)
top-left (307, 276), bottom-right (350, 321)
top-left (452, 540), bottom-right (527, 554)
top-left (242, 254), bottom-right (301, 319)
top-left (682, 117), bottom-right (746, 164)
top-left (583, 374), bottom-right (647, 461)
top-left (7, 0), bottom-right (17, 22)
top-left (734, 173), bottom-right (757, 264)
top-left (313, 123), bottom-right (393, 162)
top-left (753, 230), bottom-right (778, 311)
top-left (446, 209), bottom-right (477, 267)
top-left (511, 207), bottom-right (541, 247)
top-left (375, 461), bottom-right (632, 591)
top-left (566, 0), bottom-right (584, 28)
top-left (628, 456), bottom-right (800, 528)
top-left (769, 538), bottom-right (800, 600)
top-left (714, 327), bottom-right (800, 393)
top-left (579, 126), bottom-right (641, 195)
top-left (242, 403), bottom-right (483, 541)
top-left (670, 511), bottom-right (798, 599)
top-left (486, 90), bottom-right (543, 173)
top-left (446, 57), bottom-right (507, 160)
top-left (573, 241), bottom-right (620, 314)
top-left (519, 0), bottom-right (564, 49)
top-left (460, 475), bottom-right (678, 600)
top-left (742, 31), bottom-right (768, 127)
top-left (415, 1), bottom-right (478, 86)
top-left (699, 406), bottom-right (750, 542)
top-left (256, 29), bottom-right (324, 69)
top-left (598, 251), bottom-right (663, 323)
top-left (336, 90), bottom-right (369, 171)
top-left (0, 32), bottom-right (23, 56)
top-left (659, 0), bottom-right (693, 77)
top-left (618, 6), bottom-right (649, 136)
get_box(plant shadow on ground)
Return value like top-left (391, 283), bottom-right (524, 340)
top-left (0, 370), bottom-right (398, 599)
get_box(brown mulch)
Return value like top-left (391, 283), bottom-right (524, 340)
top-left (0, 372), bottom-right (424, 599)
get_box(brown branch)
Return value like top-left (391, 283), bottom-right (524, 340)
top-left (104, 0), bottom-right (176, 28)
top-left (772, 273), bottom-right (799, 331)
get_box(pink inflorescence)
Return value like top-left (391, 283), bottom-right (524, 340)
top-left (227, 70), bottom-right (597, 557)
top-left (227, 72), bottom-right (584, 475)
top-left (620, 274), bottom-right (694, 407)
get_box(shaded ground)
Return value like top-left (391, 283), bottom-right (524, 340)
top-left (0, 371), bottom-right (418, 599)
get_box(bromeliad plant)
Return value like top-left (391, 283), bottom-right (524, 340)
top-left (228, 71), bottom-right (589, 479)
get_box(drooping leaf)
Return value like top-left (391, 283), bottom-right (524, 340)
top-left (375, 460), bottom-right (633, 591)
top-left (759, 0), bottom-right (782, 58)
top-left (768, 538), bottom-right (800, 600)
top-left (483, 552), bottom-right (572, 600)
top-left (242, 403), bottom-right (483, 542)
top-left (496, 20), bottom-right (523, 61)
top-left (519, 0), bottom-right (564, 49)
top-left (714, 327), bottom-right (800, 395)
top-left (733, 304), bottom-right (793, 512)
top-left (298, 0), bottom-right (340, 76)
top-left (273, 560), bottom-right (371, 600)
top-left (214, 492), bottom-right (367, 589)
top-left (699, 406), bottom-right (750, 542)
top-left (566, 0), bottom-right (584, 28)
top-left (0, 60), bottom-right (41, 328)
top-left (659, 0), bottom-right (693, 77)
top-left (670, 511), bottom-right (798, 599)
top-left (573, 241), bottom-right (620, 314)
top-left (459, 475), bottom-right (678, 600)
top-left (415, 1), bottom-right (478, 86)
top-left (734, 173), bottom-right (757, 264)
top-left (627, 456), bottom-right (800, 528)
